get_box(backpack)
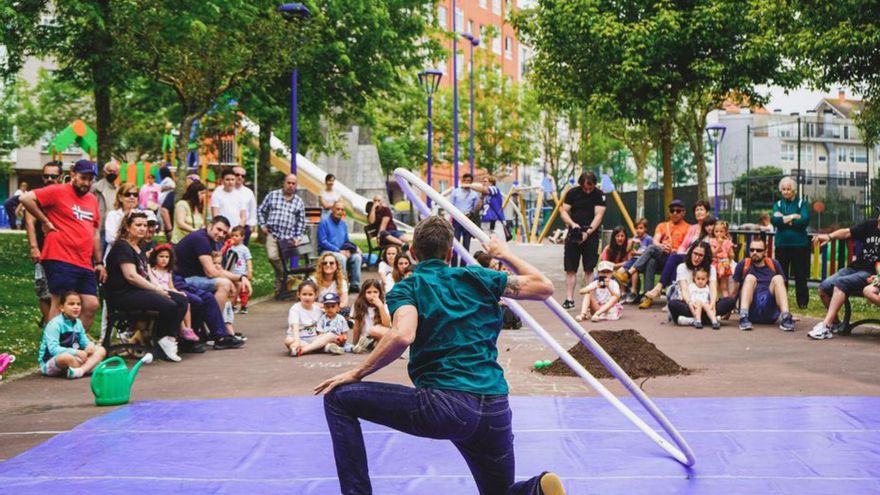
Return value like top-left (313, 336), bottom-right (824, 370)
top-left (741, 257), bottom-right (777, 279)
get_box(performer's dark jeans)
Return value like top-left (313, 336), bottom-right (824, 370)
top-left (452, 220), bottom-right (472, 267)
top-left (775, 245), bottom-right (810, 307)
top-left (324, 382), bottom-right (546, 495)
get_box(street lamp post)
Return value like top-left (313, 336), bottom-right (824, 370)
top-left (418, 69), bottom-right (443, 207)
top-left (706, 123), bottom-right (727, 215)
top-left (277, 3), bottom-right (311, 175)
top-left (460, 32), bottom-right (479, 177)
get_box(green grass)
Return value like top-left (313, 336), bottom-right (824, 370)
top-left (788, 287), bottom-right (877, 322)
top-left (0, 232), bottom-right (277, 377)
top-left (0, 233), bottom-right (46, 374)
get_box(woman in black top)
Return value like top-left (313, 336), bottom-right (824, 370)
top-left (105, 210), bottom-right (189, 362)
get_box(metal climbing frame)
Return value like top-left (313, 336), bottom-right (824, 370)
top-left (393, 168), bottom-right (696, 467)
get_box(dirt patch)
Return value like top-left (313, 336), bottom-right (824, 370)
top-left (538, 329), bottom-right (688, 379)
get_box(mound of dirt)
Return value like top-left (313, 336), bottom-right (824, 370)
top-left (538, 329), bottom-right (688, 379)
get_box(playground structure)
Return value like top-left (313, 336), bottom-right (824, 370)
top-left (48, 120), bottom-right (97, 162)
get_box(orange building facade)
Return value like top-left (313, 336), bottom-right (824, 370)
top-left (427, 0), bottom-right (523, 191)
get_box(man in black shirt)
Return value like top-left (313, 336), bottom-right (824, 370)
top-left (809, 208), bottom-right (880, 339)
top-left (559, 171), bottom-right (607, 309)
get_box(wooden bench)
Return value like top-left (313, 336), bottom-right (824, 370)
top-left (364, 224), bottom-right (389, 270)
top-left (837, 294), bottom-right (880, 335)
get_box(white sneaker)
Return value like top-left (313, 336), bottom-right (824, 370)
top-left (808, 322), bottom-right (833, 340)
top-left (158, 336), bottom-right (182, 362)
top-left (324, 343), bottom-right (345, 355)
top-left (352, 335), bottom-right (372, 354)
top-left (677, 316), bottom-right (695, 326)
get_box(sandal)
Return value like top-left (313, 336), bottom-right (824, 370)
top-left (591, 314), bottom-right (601, 322)
top-left (575, 313), bottom-right (589, 322)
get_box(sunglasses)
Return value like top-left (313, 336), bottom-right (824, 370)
top-left (322, 260), bottom-right (337, 266)
top-left (123, 192), bottom-right (139, 198)
top-left (43, 174), bottom-right (61, 179)
top-left (749, 248), bottom-right (765, 253)
top-left (669, 208), bottom-right (684, 213)
top-left (234, 173), bottom-right (245, 177)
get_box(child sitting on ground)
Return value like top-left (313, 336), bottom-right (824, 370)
top-left (223, 226), bottom-right (253, 314)
top-left (351, 279), bottom-right (391, 354)
top-left (710, 220), bottom-right (735, 298)
top-left (148, 244), bottom-right (199, 342)
top-left (378, 245), bottom-right (400, 294)
top-left (685, 266), bottom-right (720, 330)
top-left (577, 261), bottom-right (623, 322)
top-left (316, 293), bottom-right (349, 355)
top-left (38, 291), bottom-right (107, 379)
top-left (285, 280), bottom-right (323, 357)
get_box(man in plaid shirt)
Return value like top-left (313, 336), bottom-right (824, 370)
top-left (258, 174), bottom-right (306, 295)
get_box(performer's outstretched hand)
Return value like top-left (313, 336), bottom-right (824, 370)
top-left (314, 370), bottom-right (361, 395)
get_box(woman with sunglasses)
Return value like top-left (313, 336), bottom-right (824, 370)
top-left (310, 252), bottom-right (350, 312)
top-left (104, 211), bottom-right (190, 361)
top-left (103, 183), bottom-right (140, 257)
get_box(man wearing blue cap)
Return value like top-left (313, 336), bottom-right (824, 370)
top-left (19, 160), bottom-right (106, 329)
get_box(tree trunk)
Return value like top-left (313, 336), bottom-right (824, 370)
top-left (633, 152), bottom-right (647, 219)
top-left (92, 0), bottom-right (113, 165)
top-left (695, 143), bottom-right (708, 201)
top-left (660, 122), bottom-right (674, 208)
top-left (175, 115), bottom-right (197, 196)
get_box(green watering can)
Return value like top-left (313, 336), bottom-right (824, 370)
top-left (90, 354), bottom-right (153, 407)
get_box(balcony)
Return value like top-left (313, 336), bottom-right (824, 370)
top-left (780, 122), bottom-right (863, 143)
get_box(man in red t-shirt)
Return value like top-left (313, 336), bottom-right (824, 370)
top-left (20, 160), bottom-right (107, 329)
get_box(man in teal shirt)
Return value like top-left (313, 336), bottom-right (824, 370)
top-left (315, 215), bottom-right (565, 495)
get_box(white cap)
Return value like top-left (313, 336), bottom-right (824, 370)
top-left (597, 260), bottom-right (614, 273)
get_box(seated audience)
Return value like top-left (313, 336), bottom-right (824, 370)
top-left (318, 201), bottom-right (363, 293)
top-left (147, 244), bottom-right (198, 342)
top-left (576, 261), bottom-right (622, 322)
top-left (39, 291), bottom-right (106, 379)
top-left (731, 238), bottom-right (794, 332)
top-left (223, 226), bottom-right (253, 314)
top-left (809, 209), bottom-right (880, 339)
top-left (601, 226), bottom-right (632, 289)
top-left (285, 280), bottom-right (324, 357)
top-left (710, 220), bottom-right (735, 298)
top-left (172, 181), bottom-right (207, 243)
top-left (174, 216), bottom-right (248, 349)
top-left (350, 279), bottom-right (391, 354)
top-left (391, 252), bottom-right (413, 285)
top-left (685, 266), bottom-right (719, 329)
top-left (378, 245), bottom-right (400, 294)
top-left (103, 183), bottom-right (140, 253)
top-left (310, 252), bottom-right (350, 312)
top-left (105, 210), bottom-right (189, 362)
top-left (667, 241), bottom-right (736, 328)
top-left (368, 195), bottom-right (409, 251)
top-left (292, 292), bottom-right (350, 356)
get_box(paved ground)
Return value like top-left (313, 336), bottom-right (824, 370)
top-left (2, 242), bottom-right (879, 461)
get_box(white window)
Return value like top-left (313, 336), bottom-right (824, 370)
top-left (849, 146), bottom-right (855, 163)
top-left (854, 147), bottom-right (867, 164)
top-left (455, 8), bottom-right (464, 32)
top-left (838, 146), bottom-right (847, 163)
top-left (493, 0), bottom-right (502, 15)
top-left (468, 20), bottom-right (474, 35)
top-left (480, 0), bottom-right (487, 8)
top-left (493, 36), bottom-right (501, 54)
top-left (800, 144), bottom-right (813, 162)
top-left (780, 143), bottom-right (795, 161)
top-left (437, 6), bottom-right (447, 29)
top-left (456, 53), bottom-right (464, 80)
top-left (504, 36), bottom-right (513, 59)
top-left (778, 124), bottom-right (792, 138)
top-left (439, 180), bottom-right (448, 191)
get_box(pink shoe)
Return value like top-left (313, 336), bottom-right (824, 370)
top-left (0, 353), bottom-right (15, 375)
top-left (179, 328), bottom-right (200, 342)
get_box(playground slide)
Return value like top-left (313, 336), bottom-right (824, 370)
top-left (240, 115), bottom-right (390, 227)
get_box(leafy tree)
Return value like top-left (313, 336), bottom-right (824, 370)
top-left (514, 0), bottom-right (792, 207)
top-left (601, 119), bottom-right (652, 215)
top-left (2, 0), bottom-right (125, 164)
top-left (758, 1), bottom-right (880, 145)
top-left (529, 97), bottom-right (584, 197)
top-left (113, 0), bottom-right (308, 193)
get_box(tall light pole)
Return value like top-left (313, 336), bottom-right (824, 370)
top-left (460, 32), bottom-right (479, 178)
top-left (277, 3), bottom-right (311, 175)
top-left (419, 69), bottom-right (443, 207)
top-left (706, 123), bottom-right (727, 215)
top-left (451, 0), bottom-right (460, 187)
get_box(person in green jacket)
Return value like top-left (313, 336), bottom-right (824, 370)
top-left (771, 176), bottom-right (811, 309)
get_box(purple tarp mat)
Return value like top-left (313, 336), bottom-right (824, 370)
top-left (2, 396), bottom-right (879, 494)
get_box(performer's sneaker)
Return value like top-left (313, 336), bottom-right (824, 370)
top-left (539, 472), bottom-right (566, 495)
